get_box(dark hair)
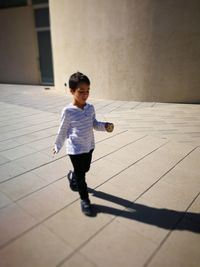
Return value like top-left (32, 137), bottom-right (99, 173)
top-left (67, 72), bottom-right (90, 91)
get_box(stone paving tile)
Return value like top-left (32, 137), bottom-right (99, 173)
top-left (0, 172), bottom-right (48, 201)
top-left (17, 178), bottom-right (77, 222)
top-left (0, 203), bottom-right (37, 248)
top-left (0, 145), bottom-right (38, 161)
top-left (14, 127), bottom-right (57, 145)
top-left (137, 180), bottom-right (199, 212)
top-left (0, 162), bottom-right (27, 183)
top-left (147, 217), bottom-right (200, 267)
top-left (0, 121), bottom-right (32, 133)
top-left (0, 224), bottom-right (73, 267)
top-left (0, 139), bottom-right (22, 152)
top-left (0, 155), bottom-right (10, 165)
top-left (0, 192), bottom-right (13, 209)
top-left (101, 142), bottom-right (194, 200)
top-left (136, 147), bottom-right (200, 212)
top-left (92, 131), bottom-right (145, 162)
top-left (59, 251), bottom-right (96, 267)
top-left (0, 132), bottom-right (10, 142)
top-left (97, 130), bottom-right (145, 147)
top-left (27, 135), bottom-right (56, 151)
top-left (88, 157), bottom-right (128, 188)
top-left (14, 151), bottom-right (53, 170)
top-left (32, 157), bottom-right (72, 183)
top-left (44, 201), bottom-right (111, 250)
top-left (115, 202), bottom-right (172, 246)
top-left (101, 135), bottom-right (167, 167)
top-left (80, 220), bottom-right (157, 267)
top-left (1, 122), bottom-right (58, 140)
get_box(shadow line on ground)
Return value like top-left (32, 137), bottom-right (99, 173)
top-left (88, 189), bottom-right (200, 233)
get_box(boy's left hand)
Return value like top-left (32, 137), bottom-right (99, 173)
top-left (105, 122), bottom-right (114, 132)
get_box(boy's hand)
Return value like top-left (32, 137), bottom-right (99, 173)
top-left (105, 122), bottom-right (114, 132)
top-left (53, 148), bottom-right (57, 155)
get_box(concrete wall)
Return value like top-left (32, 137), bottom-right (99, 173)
top-left (0, 6), bottom-right (40, 84)
top-left (50, 0), bottom-right (200, 102)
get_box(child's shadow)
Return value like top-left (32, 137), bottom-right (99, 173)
top-left (88, 188), bottom-right (200, 233)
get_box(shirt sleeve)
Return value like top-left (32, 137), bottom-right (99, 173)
top-left (92, 105), bottom-right (107, 131)
top-left (54, 108), bottom-right (70, 153)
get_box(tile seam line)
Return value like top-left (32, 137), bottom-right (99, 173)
top-left (131, 102), bottom-right (142, 109)
top-left (0, 106), bottom-right (56, 121)
top-left (0, 196), bottom-right (83, 251)
top-left (109, 102), bottom-right (132, 113)
top-left (0, 133), bottom-right (145, 202)
top-left (0, 154), bottom-right (66, 184)
top-left (0, 124), bottom-right (57, 145)
top-left (0, 135), bottom-right (144, 206)
top-left (0, 129), bottom-right (127, 165)
top-left (0, 134), bottom-right (56, 153)
top-left (0, 117), bottom-right (58, 133)
top-left (0, 129), bottom-right (127, 154)
top-left (0, 99), bottom-right (68, 108)
top-left (143, 190), bottom-right (200, 267)
top-left (0, 130), bottom-right (130, 183)
top-left (91, 140), bottom-right (169, 190)
top-left (0, 111), bottom-right (43, 122)
top-left (133, 146), bottom-right (199, 204)
top-left (55, 218), bottom-right (117, 267)
top-left (0, 103), bottom-right (63, 120)
top-left (0, 124), bottom-right (59, 143)
top-left (0, 139), bottom-right (168, 250)
top-left (14, 176), bottom-right (67, 203)
top-left (0, 148), bottom-right (56, 167)
top-left (92, 134), bottom-right (148, 163)
top-left (5, 95), bottom-right (69, 102)
top-left (0, 115), bottom-right (124, 143)
top-left (95, 101), bottom-right (117, 111)
top-left (0, 101), bottom-right (64, 111)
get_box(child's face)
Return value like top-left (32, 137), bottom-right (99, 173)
top-left (71, 82), bottom-right (90, 107)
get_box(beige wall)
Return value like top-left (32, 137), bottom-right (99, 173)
top-left (50, 0), bottom-right (200, 102)
top-left (0, 6), bottom-right (40, 84)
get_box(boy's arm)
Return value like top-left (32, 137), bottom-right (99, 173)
top-left (92, 106), bottom-right (114, 132)
top-left (54, 109), bottom-right (69, 153)
top-left (93, 117), bottom-right (107, 131)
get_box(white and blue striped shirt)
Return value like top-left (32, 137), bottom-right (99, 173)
top-left (55, 103), bottom-right (106, 155)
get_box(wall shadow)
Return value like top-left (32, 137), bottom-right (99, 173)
top-left (88, 188), bottom-right (200, 233)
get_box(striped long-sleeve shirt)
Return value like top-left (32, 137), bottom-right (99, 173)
top-left (54, 103), bottom-right (106, 155)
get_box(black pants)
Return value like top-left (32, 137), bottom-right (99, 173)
top-left (69, 150), bottom-right (93, 200)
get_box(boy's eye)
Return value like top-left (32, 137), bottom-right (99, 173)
top-left (79, 90), bottom-right (89, 94)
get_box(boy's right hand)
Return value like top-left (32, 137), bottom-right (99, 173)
top-left (105, 122), bottom-right (114, 132)
top-left (53, 148), bottom-right (57, 155)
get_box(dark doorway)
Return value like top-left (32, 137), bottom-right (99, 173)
top-left (37, 30), bottom-right (54, 84)
top-left (34, 4), bottom-right (54, 85)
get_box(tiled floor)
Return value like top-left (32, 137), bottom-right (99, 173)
top-left (0, 84), bottom-right (200, 267)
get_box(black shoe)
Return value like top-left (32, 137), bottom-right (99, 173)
top-left (81, 199), bottom-right (92, 216)
top-left (67, 170), bottom-right (78, 191)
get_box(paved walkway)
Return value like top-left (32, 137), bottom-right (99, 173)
top-left (0, 84), bottom-right (200, 267)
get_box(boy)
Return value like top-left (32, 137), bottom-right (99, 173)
top-left (53, 72), bottom-right (114, 216)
